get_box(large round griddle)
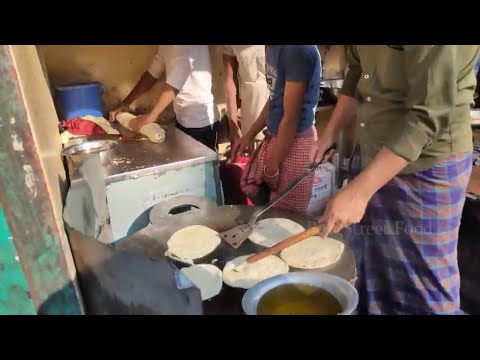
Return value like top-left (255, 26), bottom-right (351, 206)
top-left (117, 202), bottom-right (356, 315)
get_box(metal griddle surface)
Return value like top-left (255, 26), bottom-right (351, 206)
top-left (116, 205), bottom-right (356, 315)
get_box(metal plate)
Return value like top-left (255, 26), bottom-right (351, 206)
top-left (115, 205), bottom-right (356, 315)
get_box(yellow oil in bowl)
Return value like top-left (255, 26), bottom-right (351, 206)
top-left (257, 284), bottom-right (343, 315)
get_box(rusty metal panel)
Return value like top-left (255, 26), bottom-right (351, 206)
top-left (0, 45), bottom-right (82, 314)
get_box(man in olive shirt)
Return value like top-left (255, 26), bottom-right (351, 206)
top-left (311, 45), bottom-right (480, 315)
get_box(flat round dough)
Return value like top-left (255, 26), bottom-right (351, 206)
top-left (249, 218), bottom-right (305, 248)
top-left (223, 254), bottom-right (289, 289)
top-left (280, 236), bottom-right (344, 269)
top-left (167, 225), bottom-right (221, 260)
top-left (180, 264), bottom-right (223, 301)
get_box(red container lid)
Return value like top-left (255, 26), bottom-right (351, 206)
top-left (233, 155), bottom-right (250, 164)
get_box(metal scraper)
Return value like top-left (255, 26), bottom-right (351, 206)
top-left (220, 161), bottom-right (326, 248)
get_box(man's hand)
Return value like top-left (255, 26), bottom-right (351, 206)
top-left (263, 163), bottom-right (280, 191)
top-left (318, 184), bottom-right (370, 238)
top-left (229, 124), bottom-right (243, 149)
top-left (130, 114), bottom-right (155, 133)
top-left (318, 146), bottom-right (410, 238)
top-left (109, 104), bottom-right (133, 123)
top-left (230, 132), bottom-right (254, 161)
top-left (309, 133), bottom-right (336, 164)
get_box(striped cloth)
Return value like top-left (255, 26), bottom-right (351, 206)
top-left (240, 126), bottom-right (317, 213)
top-left (344, 148), bottom-right (473, 315)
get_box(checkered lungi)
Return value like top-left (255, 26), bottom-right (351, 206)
top-left (240, 126), bottom-right (317, 213)
top-left (344, 147), bottom-right (473, 315)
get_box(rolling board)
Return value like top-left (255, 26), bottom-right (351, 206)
top-left (115, 204), bottom-right (357, 314)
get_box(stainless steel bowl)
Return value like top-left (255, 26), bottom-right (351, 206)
top-left (242, 271), bottom-right (358, 315)
top-left (62, 139), bottom-right (118, 156)
top-left (62, 139), bottom-right (118, 173)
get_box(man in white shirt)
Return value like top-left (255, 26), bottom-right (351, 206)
top-left (222, 45), bottom-right (270, 152)
top-left (110, 45), bottom-right (219, 150)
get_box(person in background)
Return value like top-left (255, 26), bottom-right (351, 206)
top-left (231, 45), bottom-right (321, 212)
top-left (474, 56), bottom-right (480, 108)
top-left (310, 45), bottom-right (480, 315)
top-left (223, 45), bottom-right (270, 152)
top-left (109, 45), bottom-right (219, 151)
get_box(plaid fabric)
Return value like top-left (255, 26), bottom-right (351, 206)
top-left (344, 148), bottom-right (473, 315)
top-left (240, 126), bottom-right (317, 213)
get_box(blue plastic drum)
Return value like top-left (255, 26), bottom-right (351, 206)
top-left (55, 82), bottom-right (103, 120)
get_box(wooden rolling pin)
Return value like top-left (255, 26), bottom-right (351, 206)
top-left (246, 226), bottom-right (321, 264)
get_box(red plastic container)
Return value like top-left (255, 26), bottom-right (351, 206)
top-left (219, 155), bottom-right (253, 206)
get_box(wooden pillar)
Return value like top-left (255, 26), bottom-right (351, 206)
top-left (0, 45), bottom-right (83, 314)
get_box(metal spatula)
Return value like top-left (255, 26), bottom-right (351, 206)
top-left (220, 162), bottom-right (321, 248)
top-left (220, 144), bottom-right (336, 249)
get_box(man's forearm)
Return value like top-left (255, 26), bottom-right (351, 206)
top-left (223, 54), bottom-right (241, 132)
top-left (267, 118), bottom-right (298, 170)
top-left (122, 71), bottom-right (158, 107)
top-left (146, 82), bottom-right (179, 121)
top-left (348, 146), bottom-right (409, 200)
top-left (225, 76), bottom-right (240, 131)
top-left (245, 99), bottom-right (270, 139)
top-left (323, 95), bottom-right (358, 138)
